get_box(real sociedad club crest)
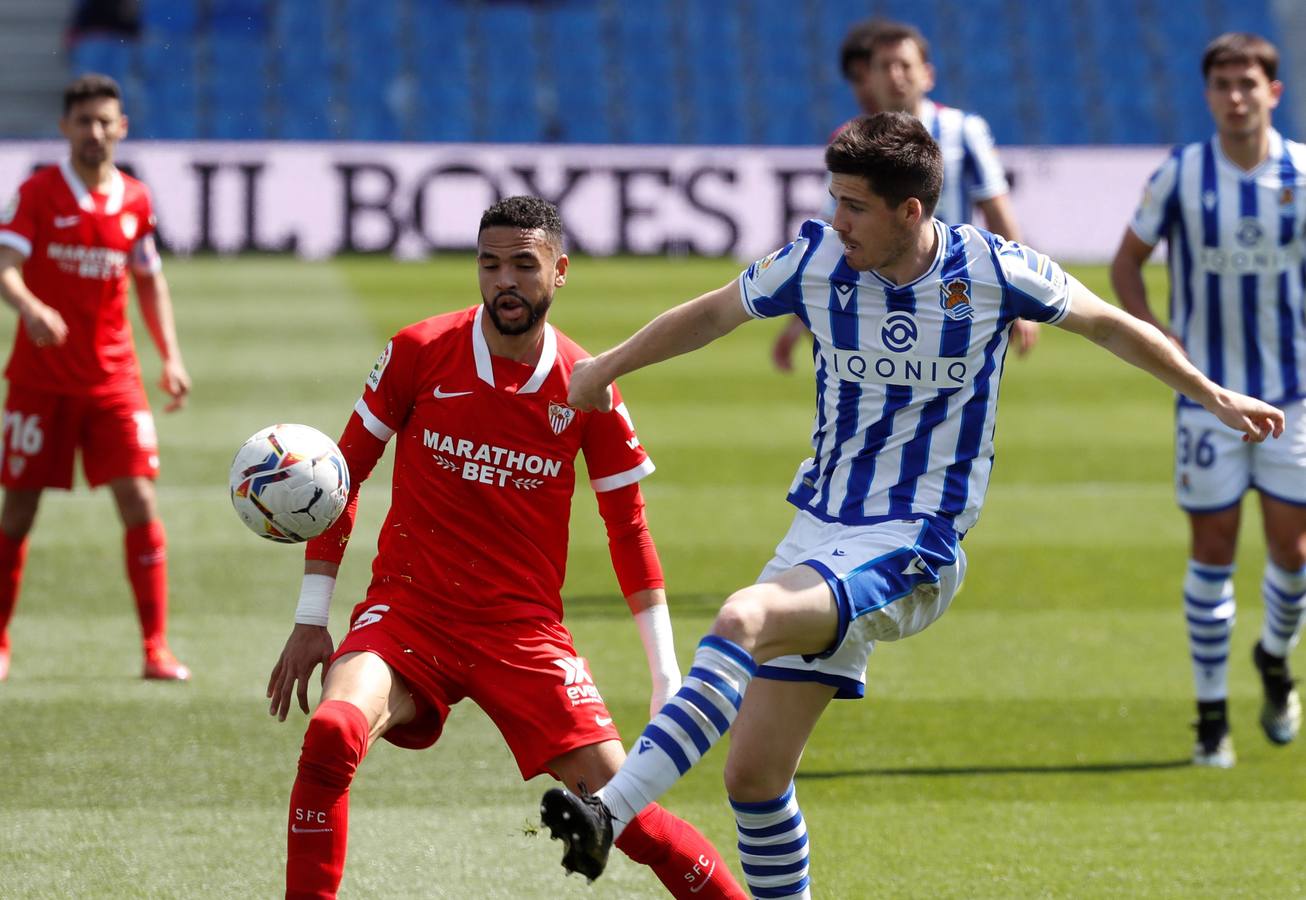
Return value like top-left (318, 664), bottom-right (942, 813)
top-left (548, 402), bottom-right (575, 435)
top-left (940, 279), bottom-right (974, 321)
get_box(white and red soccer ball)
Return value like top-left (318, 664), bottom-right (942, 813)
top-left (229, 424), bottom-right (349, 543)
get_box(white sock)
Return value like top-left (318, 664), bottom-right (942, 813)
top-left (1260, 561), bottom-right (1306, 657)
top-left (599, 635), bottom-right (756, 840)
top-left (1184, 560), bottom-right (1236, 701)
top-left (733, 783), bottom-right (811, 898)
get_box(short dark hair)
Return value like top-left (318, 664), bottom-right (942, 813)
top-left (478, 195), bottom-right (564, 249)
top-left (839, 18), bottom-right (888, 79)
top-left (63, 73), bottom-right (122, 115)
top-left (1202, 32), bottom-right (1279, 81)
top-left (825, 112), bottom-right (943, 216)
top-left (866, 20), bottom-right (931, 66)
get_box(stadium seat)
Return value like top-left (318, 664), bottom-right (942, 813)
top-left (538, 3), bottom-right (608, 143)
top-left (683, 2), bottom-right (747, 144)
top-left (69, 36), bottom-right (133, 86)
top-left (474, 5), bottom-right (543, 142)
top-left (140, 0), bottom-right (199, 35)
top-left (136, 32), bottom-right (200, 138)
top-left (340, 0), bottom-right (403, 139)
top-left (610, 2), bottom-right (678, 143)
top-left (749, 0), bottom-right (817, 144)
top-left (206, 34), bottom-right (269, 138)
top-left (411, 1), bottom-right (474, 142)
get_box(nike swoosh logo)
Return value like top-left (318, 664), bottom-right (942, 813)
top-left (595, 715), bottom-right (613, 727)
top-left (433, 385), bottom-right (472, 399)
top-left (291, 825), bottom-right (332, 834)
top-left (53, 215), bottom-right (79, 228)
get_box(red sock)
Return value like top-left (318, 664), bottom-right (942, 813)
top-left (615, 802), bottom-right (747, 900)
top-left (0, 532), bottom-right (29, 649)
top-left (287, 700), bottom-right (370, 900)
top-left (124, 520), bottom-right (167, 650)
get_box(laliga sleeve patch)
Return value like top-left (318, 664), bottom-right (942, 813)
top-left (366, 340), bottom-right (393, 391)
top-left (0, 193), bottom-right (16, 225)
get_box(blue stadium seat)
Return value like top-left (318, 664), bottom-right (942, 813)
top-left (69, 36), bottom-right (133, 85)
top-left (749, 0), bottom-right (816, 144)
top-left (140, 0), bottom-right (199, 35)
top-left (208, 0), bottom-right (270, 33)
top-left (205, 34), bottom-right (268, 138)
top-left (538, 3), bottom-right (608, 143)
top-left (411, 1), bottom-right (474, 142)
top-left (269, 1), bottom-right (334, 138)
top-left (683, 2), bottom-right (747, 145)
top-left (473, 5), bottom-right (543, 142)
top-left (610, 2), bottom-right (678, 143)
top-left (135, 32), bottom-right (200, 138)
top-left (340, 0), bottom-right (402, 139)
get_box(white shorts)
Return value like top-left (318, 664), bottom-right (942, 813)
top-left (1175, 398), bottom-right (1306, 511)
top-left (754, 511), bottom-right (967, 699)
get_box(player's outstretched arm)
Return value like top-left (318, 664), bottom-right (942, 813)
top-left (0, 246), bottom-right (67, 347)
top-left (134, 269), bottom-right (191, 411)
top-left (569, 280), bottom-right (752, 412)
top-left (267, 560), bottom-right (338, 721)
top-left (1057, 280), bottom-right (1284, 442)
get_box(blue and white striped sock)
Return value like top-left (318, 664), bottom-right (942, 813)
top-left (599, 635), bottom-right (756, 839)
top-left (1260, 561), bottom-right (1306, 657)
top-left (733, 783), bottom-right (811, 899)
top-left (1185, 560), bottom-right (1236, 701)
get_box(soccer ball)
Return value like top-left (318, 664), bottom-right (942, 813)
top-left (229, 424), bottom-right (350, 543)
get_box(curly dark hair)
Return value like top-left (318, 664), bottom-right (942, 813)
top-left (478, 196), bottom-right (565, 249)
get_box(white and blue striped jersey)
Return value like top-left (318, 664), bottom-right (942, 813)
top-left (739, 219), bottom-right (1071, 534)
top-left (917, 100), bottom-right (1010, 227)
top-left (1130, 129), bottom-right (1306, 407)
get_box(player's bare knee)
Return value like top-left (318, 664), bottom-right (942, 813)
top-left (712, 590), bottom-right (767, 649)
top-left (722, 758), bottom-right (789, 803)
top-left (109, 477), bottom-right (157, 527)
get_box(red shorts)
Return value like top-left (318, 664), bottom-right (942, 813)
top-left (1, 383), bottom-right (159, 490)
top-left (332, 592), bottom-right (621, 779)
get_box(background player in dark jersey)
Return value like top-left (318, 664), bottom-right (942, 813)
top-left (264, 197), bottom-right (746, 899)
top-left (0, 74), bottom-right (191, 682)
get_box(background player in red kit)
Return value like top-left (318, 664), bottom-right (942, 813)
top-left (0, 74), bottom-right (191, 682)
top-left (265, 196), bottom-right (746, 899)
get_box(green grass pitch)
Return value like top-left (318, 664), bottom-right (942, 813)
top-left (1, 255), bottom-right (1302, 898)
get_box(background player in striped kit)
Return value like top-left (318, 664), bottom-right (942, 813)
top-left (771, 17), bottom-right (1036, 373)
top-left (1111, 32), bottom-right (1306, 768)
top-left (541, 112), bottom-right (1283, 899)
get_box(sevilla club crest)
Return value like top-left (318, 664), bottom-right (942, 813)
top-left (548, 402), bottom-right (575, 435)
top-left (120, 212), bottom-right (138, 240)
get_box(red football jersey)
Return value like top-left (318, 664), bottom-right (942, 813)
top-left (344, 305), bottom-right (654, 622)
top-left (0, 161), bottom-right (159, 396)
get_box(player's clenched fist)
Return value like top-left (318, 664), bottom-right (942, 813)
top-left (568, 356), bottom-right (614, 412)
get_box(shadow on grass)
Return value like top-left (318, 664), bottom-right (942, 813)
top-left (796, 758), bottom-right (1193, 779)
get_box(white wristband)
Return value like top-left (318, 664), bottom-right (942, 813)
top-left (634, 604), bottom-right (679, 684)
top-left (294, 573), bottom-right (336, 626)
